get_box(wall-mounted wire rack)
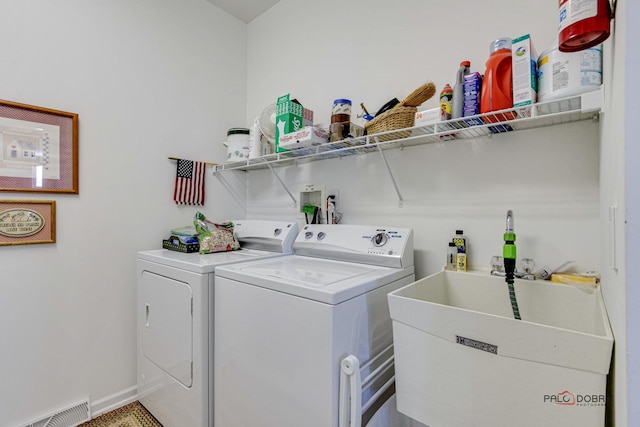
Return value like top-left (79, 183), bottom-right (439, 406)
top-left (213, 88), bottom-right (603, 174)
top-left (213, 88), bottom-right (603, 208)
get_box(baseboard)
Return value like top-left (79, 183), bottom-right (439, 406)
top-left (89, 385), bottom-right (138, 418)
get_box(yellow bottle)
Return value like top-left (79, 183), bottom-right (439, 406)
top-left (456, 250), bottom-right (467, 272)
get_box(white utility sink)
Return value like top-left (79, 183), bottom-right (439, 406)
top-left (388, 270), bottom-right (613, 427)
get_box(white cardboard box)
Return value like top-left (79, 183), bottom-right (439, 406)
top-left (512, 34), bottom-right (538, 108)
top-left (278, 126), bottom-right (328, 150)
top-left (414, 107), bottom-right (440, 126)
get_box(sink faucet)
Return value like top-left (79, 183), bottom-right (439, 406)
top-left (503, 210), bottom-right (522, 320)
top-left (490, 259), bottom-right (535, 280)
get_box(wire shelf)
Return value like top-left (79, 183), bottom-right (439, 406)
top-left (213, 89), bottom-right (602, 173)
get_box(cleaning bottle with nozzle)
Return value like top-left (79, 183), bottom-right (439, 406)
top-left (503, 210), bottom-right (521, 320)
top-left (439, 84), bottom-right (453, 121)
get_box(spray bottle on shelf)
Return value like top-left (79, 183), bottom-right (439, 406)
top-left (439, 84), bottom-right (453, 121)
top-left (452, 61), bottom-right (471, 119)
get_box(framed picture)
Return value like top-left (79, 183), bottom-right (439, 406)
top-left (0, 99), bottom-right (78, 193)
top-left (0, 200), bottom-right (56, 246)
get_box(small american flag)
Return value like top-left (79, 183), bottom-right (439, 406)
top-left (174, 159), bottom-right (206, 205)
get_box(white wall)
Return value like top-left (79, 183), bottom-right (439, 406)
top-left (0, 1), bottom-right (247, 425)
top-left (624, 0), bottom-right (640, 424)
top-left (599, 1), bottom-right (628, 425)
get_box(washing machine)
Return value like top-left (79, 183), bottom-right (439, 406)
top-left (213, 224), bottom-right (415, 427)
top-left (136, 219), bottom-right (298, 427)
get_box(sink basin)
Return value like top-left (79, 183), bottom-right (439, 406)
top-left (388, 270), bottom-right (613, 427)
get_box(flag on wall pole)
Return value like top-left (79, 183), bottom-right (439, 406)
top-left (174, 159), bottom-right (206, 206)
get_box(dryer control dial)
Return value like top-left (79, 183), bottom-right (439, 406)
top-left (372, 232), bottom-right (389, 247)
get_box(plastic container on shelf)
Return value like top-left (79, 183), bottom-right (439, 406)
top-left (439, 84), bottom-right (453, 121)
top-left (223, 128), bottom-right (250, 162)
top-left (463, 72), bottom-right (483, 123)
top-left (452, 61), bottom-right (471, 119)
top-left (446, 242), bottom-right (457, 271)
top-left (537, 40), bottom-right (602, 102)
top-left (330, 98), bottom-right (352, 142)
top-left (480, 38), bottom-right (516, 123)
top-left (452, 229), bottom-right (466, 252)
top-left (558, 0), bottom-right (611, 53)
top-left (331, 99), bottom-right (352, 123)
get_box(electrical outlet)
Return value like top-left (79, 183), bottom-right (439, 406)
top-left (326, 190), bottom-right (340, 224)
top-left (298, 184), bottom-right (325, 222)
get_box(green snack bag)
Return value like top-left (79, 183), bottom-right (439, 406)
top-left (193, 211), bottom-right (240, 254)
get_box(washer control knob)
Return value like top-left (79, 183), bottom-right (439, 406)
top-left (372, 232), bottom-right (388, 247)
top-left (305, 231), bottom-right (314, 240)
top-left (317, 232), bottom-right (326, 241)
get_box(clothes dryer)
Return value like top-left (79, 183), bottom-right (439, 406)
top-left (213, 224), bottom-right (415, 427)
top-left (136, 220), bottom-right (297, 427)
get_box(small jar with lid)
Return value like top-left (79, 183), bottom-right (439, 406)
top-left (330, 99), bottom-right (352, 142)
top-left (331, 99), bottom-right (352, 123)
top-left (223, 127), bottom-right (250, 162)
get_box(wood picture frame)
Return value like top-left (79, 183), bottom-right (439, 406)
top-left (0, 200), bottom-right (56, 246)
top-left (0, 100), bottom-right (78, 193)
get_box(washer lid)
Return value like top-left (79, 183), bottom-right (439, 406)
top-left (215, 255), bottom-right (414, 305)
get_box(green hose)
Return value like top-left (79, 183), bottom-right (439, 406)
top-left (504, 212), bottom-right (521, 320)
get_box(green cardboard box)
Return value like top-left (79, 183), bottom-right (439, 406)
top-left (275, 94), bottom-right (313, 152)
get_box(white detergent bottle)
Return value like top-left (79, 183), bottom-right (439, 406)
top-left (249, 120), bottom-right (262, 159)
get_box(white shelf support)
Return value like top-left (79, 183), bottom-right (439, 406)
top-left (214, 172), bottom-right (246, 208)
top-left (374, 139), bottom-right (404, 208)
top-left (266, 161), bottom-right (297, 207)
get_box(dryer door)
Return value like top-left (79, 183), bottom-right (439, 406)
top-left (140, 271), bottom-right (193, 387)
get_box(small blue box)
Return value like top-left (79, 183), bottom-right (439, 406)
top-left (463, 72), bottom-right (482, 117)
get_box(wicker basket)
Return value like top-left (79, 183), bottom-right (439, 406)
top-left (364, 106), bottom-right (417, 142)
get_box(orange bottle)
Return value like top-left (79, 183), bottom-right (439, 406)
top-left (480, 38), bottom-right (516, 123)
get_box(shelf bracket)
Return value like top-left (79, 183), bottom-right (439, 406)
top-left (375, 142), bottom-right (404, 208)
top-left (214, 172), bottom-right (246, 209)
top-left (265, 161), bottom-right (297, 207)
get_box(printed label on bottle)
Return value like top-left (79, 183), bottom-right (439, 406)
top-left (559, 0), bottom-right (598, 32)
top-left (453, 237), bottom-right (466, 248)
top-left (456, 253), bottom-right (467, 271)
